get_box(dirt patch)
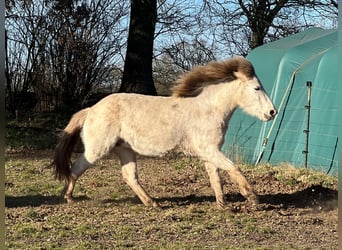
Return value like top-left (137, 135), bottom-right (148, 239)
top-left (5, 152), bottom-right (338, 249)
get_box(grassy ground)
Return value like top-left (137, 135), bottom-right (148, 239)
top-left (6, 111), bottom-right (70, 151)
top-left (5, 152), bottom-right (338, 249)
top-left (5, 115), bottom-right (338, 249)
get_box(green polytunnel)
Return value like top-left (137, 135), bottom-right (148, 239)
top-left (223, 28), bottom-right (339, 175)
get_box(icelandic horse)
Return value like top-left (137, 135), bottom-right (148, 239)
top-left (51, 57), bottom-right (277, 208)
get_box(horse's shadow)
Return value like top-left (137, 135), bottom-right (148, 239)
top-left (257, 184), bottom-right (338, 211)
top-left (5, 194), bottom-right (89, 208)
top-left (5, 185), bottom-right (337, 212)
top-left (105, 184), bottom-right (338, 211)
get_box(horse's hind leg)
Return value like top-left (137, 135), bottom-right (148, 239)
top-left (63, 154), bottom-right (93, 202)
top-left (114, 146), bottom-right (158, 208)
top-left (205, 162), bottom-right (225, 209)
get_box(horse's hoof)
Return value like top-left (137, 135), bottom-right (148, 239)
top-left (247, 193), bottom-right (259, 206)
top-left (216, 201), bottom-right (227, 210)
top-left (64, 196), bottom-right (75, 203)
top-left (152, 201), bottom-right (161, 209)
top-left (143, 199), bottom-right (160, 209)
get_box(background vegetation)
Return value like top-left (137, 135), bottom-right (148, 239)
top-left (5, 0), bottom-right (338, 115)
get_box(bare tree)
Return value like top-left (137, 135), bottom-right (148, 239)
top-left (152, 55), bottom-right (179, 96)
top-left (44, 0), bottom-right (128, 108)
top-left (152, 0), bottom-right (217, 93)
top-left (201, 0), bottom-right (338, 56)
top-left (5, 0), bottom-right (129, 112)
top-left (162, 38), bottom-right (216, 71)
top-left (5, 1), bottom-right (47, 112)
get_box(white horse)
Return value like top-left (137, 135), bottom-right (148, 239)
top-left (51, 57), bottom-right (277, 208)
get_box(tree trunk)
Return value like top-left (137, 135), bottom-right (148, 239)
top-left (239, 0), bottom-right (289, 49)
top-left (250, 28), bottom-right (267, 49)
top-left (120, 0), bottom-right (157, 95)
top-left (5, 29), bottom-right (14, 113)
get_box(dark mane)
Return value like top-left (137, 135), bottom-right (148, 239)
top-left (171, 57), bottom-right (255, 98)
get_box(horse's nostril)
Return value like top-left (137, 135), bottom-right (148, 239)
top-left (270, 109), bottom-right (277, 117)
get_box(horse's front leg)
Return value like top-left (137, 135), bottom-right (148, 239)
top-left (204, 150), bottom-right (258, 206)
top-left (205, 162), bottom-right (225, 209)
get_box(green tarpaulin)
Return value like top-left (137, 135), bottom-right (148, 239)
top-left (223, 28), bottom-right (339, 175)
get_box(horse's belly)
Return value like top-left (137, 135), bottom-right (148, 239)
top-left (127, 139), bottom-right (178, 156)
top-left (119, 127), bottom-right (181, 156)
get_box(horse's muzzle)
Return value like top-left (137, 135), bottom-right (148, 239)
top-left (264, 109), bottom-right (277, 121)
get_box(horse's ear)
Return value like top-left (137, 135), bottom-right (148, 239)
top-left (233, 71), bottom-right (248, 81)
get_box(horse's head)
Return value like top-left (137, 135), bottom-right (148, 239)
top-left (172, 56), bottom-right (277, 122)
top-left (235, 70), bottom-right (277, 122)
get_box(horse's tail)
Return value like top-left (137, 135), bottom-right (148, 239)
top-left (52, 108), bottom-right (90, 181)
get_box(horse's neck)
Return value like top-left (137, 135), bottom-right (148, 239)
top-left (197, 83), bottom-right (239, 120)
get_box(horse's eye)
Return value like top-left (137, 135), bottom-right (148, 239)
top-left (254, 86), bottom-right (261, 91)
